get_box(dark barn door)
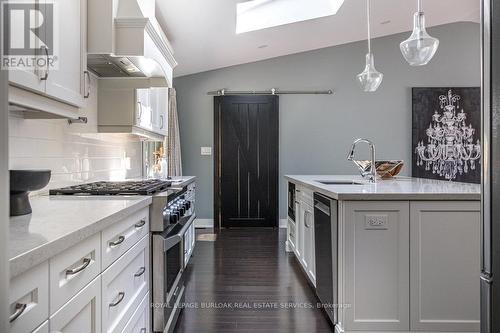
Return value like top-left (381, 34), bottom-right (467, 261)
top-left (214, 95), bottom-right (279, 228)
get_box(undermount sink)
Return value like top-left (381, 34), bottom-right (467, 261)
top-left (315, 180), bottom-right (365, 185)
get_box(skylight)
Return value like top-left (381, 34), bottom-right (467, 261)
top-left (236, 0), bottom-right (345, 34)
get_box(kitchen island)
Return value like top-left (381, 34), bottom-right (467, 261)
top-left (285, 175), bottom-right (480, 333)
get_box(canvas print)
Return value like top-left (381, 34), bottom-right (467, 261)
top-left (412, 87), bottom-right (481, 184)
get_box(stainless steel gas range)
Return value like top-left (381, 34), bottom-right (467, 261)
top-left (149, 182), bottom-right (196, 333)
top-left (49, 178), bottom-right (196, 333)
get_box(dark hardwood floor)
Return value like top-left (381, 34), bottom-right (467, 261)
top-left (174, 228), bottom-right (333, 333)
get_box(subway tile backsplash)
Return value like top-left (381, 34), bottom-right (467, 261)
top-left (8, 76), bottom-right (143, 194)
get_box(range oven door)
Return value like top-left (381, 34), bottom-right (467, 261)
top-left (152, 229), bottom-right (185, 332)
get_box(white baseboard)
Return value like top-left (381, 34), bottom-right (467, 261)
top-left (195, 218), bottom-right (213, 228)
top-left (279, 218), bottom-right (287, 228)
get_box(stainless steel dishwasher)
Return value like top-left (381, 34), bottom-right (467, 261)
top-left (313, 192), bottom-right (338, 325)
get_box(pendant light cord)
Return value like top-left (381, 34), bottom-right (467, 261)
top-left (418, 0), bottom-right (422, 12)
top-left (367, 0), bottom-right (371, 53)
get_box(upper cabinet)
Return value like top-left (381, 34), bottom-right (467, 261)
top-left (8, 0), bottom-right (89, 117)
top-left (98, 78), bottom-right (168, 141)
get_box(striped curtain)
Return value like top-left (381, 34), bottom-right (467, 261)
top-left (167, 88), bottom-right (183, 176)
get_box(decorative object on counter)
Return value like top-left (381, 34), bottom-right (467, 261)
top-left (10, 170), bottom-right (51, 216)
top-left (353, 160), bottom-right (404, 179)
top-left (400, 0), bottom-right (439, 66)
top-left (356, 0), bottom-right (383, 92)
top-left (413, 87), bottom-right (481, 183)
top-left (347, 138), bottom-right (377, 183)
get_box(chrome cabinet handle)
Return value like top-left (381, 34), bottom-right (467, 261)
top-left (139, 329), bottom-right (146, 333)
top-left (84, 71), bottom-right (91, 98)
top-left (134, 266), bottom-right (146, 277)
top-left (304, 211), bottom-right (311, 228)
top-left (109, 292), bottom-right (125, 307)
top-left (39, 46), bottom-right (49, 80)
top-left (9, 303), bottom-right (27, 323)
top-left (109, 236), bottom-right (125, 247)
top-left (137, 102), bottom-right (143, 120)
top-left (66, 258), bottom-right (91, 276)
top-left (134, 219), bottom-right (146, 229)
top-left (160, 115), bottom-right (164, 129)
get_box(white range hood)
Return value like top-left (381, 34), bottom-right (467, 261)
top-left (87, 0), bottom-right (177, 86)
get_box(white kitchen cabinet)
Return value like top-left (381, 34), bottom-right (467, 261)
top-left (98, 79), bottom-right (168, 141)
top-left (44, 0), bottom-right (88, 107)
top-left (286, 218), bottom-right (296, 252)
top-left (150, 87), bottom-right (168, 135)
top-left (8, 0), bottom-right (45, 95)
top-left (343, 201), bottom-right (410, 331)
top-left (101, 207), bottom-right (149, 269)
top-left (292, 186), bottom-right (315, 286)
top-left (409, 201), bottom-right (480, 332)
top-left (101, 235), bottom-right (149, 333)
top-left (121, 293), bottom-right (149, 333)
top-left (135, 88), bottom-right (153, 130)
top-left (49, 233), bottom-right (101, 315)
top-left (9, 0), bottom-right (88, 109)
top-left (303, 203), bottom-right (315, 285)
top-left (9, 261), bottom-right (49, 333)
top-left (49, 275), bottom-right (101, 333)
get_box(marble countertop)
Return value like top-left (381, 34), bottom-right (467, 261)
top-left (9, 195), bottom-right (152, 278)
top-left (285, 175), bottom-right (480, 201)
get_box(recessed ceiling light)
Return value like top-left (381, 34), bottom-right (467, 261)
top-left (258, 44), bottom-right (268, 49)
top-left (236, 0), bottom-right (346, 34)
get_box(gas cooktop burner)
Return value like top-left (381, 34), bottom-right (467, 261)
top-left (49, 179), bottom-right (172, 196)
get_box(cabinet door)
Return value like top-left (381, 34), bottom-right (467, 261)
top-left (295, 200), bottom-right (304, 262)
top-left (343, 201), bottom-right (410, 331)
top-left (49, 276), bottom-right (101, 333)
top-left (410, 201), bottom-right (480, 332)
top-left (150, 88), bottom-right (168, 135)
top-left (135, 89), bottom-right (152, 130)
top-left (305, 206), bottom-right (316, 285)
top-left (303, 204), bottom-right (315, 284)
top-left (8, 0), bottom-right (46, 93)
top-left (44, 0), bottom-right (87, 107)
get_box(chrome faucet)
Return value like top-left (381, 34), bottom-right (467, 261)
top-left (347, 138), bottom-right (377, 183)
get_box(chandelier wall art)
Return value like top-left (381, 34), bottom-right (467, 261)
top-left (412, 88), bottom-right (481, 183)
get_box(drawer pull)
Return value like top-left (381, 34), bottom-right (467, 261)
top-left (134, 219), bottom-right (146, 229)
top-left (109, 236), bottom-right (125, 247)
top-left (66, 258), bottom-right (91, 276)
top-left (109, 292), bottom-right (125, 307)
top-left (9, 303), bottom-right (27, 322)
top-left (134, 266), bottom-right (146, 277)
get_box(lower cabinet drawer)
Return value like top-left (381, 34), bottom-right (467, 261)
top-left (49, 233), bottom-right (101, 314)
top-left (32, 320), bottom-right (48, 333)
top-left (102, 235), bottom-right (149, 333)
top-left (10, 261), bottom-right (49, 333)
top-left (121, 292), bottom-right (149, 333)
top-left (49, 275), bottom-right (101, 333)
top-left (101, 207), bottom-right (149, 269)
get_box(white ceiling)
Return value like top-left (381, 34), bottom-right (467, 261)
top-left (156, 0), bottom-right (480, 78)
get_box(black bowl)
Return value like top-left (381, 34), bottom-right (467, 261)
top-left (10, 170), bottom-right (51, 216)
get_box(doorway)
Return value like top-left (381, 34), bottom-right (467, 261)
top-left (214, 95), bottom-right (279, 229)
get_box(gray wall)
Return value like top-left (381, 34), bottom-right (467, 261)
top-left (175, 22), bottom-right (480, 220)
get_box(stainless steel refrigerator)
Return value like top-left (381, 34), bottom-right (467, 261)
top-left (481, 1), bottom-right (500, 331)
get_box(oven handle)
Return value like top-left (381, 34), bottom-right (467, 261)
top-left (163, 213), bottom-right (196, 252)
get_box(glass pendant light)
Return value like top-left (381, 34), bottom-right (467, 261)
top-left (356, 0), bottom-right (383, 92)
top-left (400, 0), bottom-right (439, 66)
